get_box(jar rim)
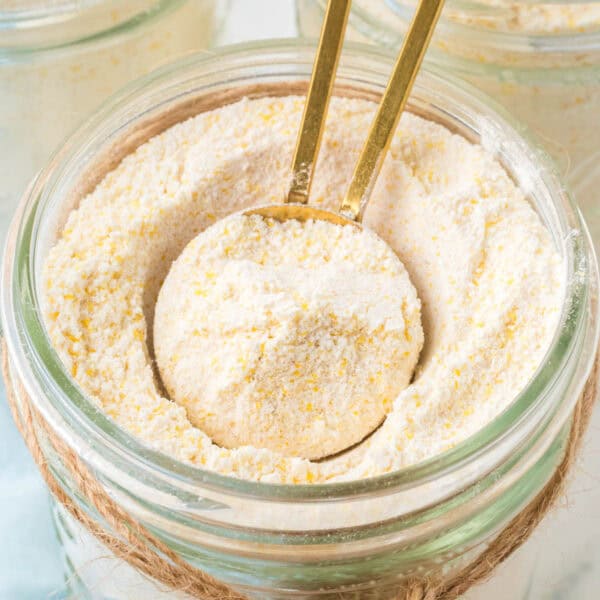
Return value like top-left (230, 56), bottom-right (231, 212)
top-left (0, 0), bottom-right (184, 55)
top-left (0, 0), bottom-right (101, 22)
top-left (345, 0), bottom-right (600, 62)
top-left (2, 39), bottom-right (598, 503)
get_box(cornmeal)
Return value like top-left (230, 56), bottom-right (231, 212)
top-left (355, 0), bottom-right (600, 34)
top-left (154, 214), bottom-right (423, 460)
top-left (43, 96), bottom-right (564, 483)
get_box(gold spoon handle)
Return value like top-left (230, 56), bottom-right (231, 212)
top-left (340, 0), bottom-right (445, 221)
top-left (287, 0), bottom-right (351, 204)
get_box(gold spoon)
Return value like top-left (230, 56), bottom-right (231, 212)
top-left (178, 0), bottom-right (446, 461)
top-left (245, 0), bottom-right (445, 225)
top-left (240, 0), bottom-right (445, 459)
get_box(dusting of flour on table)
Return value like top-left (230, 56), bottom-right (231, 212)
top-left (42, 95), bottom-right (564, 483)
top-left (154, 214), bottom-right (423, 460)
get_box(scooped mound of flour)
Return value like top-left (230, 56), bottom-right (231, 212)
top-left (154, 214), bottom-right (423, 460)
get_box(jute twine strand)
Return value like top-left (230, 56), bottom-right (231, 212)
top-left (2, 341), bottom-right (598, 600)
top-left (402, 350), bottom-right (599, 600)
top-left (2, 342), bottom-right (246, 600)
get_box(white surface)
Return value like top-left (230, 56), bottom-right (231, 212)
top-left (220, 0), bottom-right (297, 41)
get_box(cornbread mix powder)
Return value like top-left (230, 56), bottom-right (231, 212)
top-left (355, 0), bottom-right (600, 34)
top-left (154, 214), bottom-right (423, 460)
top-left (42, 95), bottom-right (564, 483)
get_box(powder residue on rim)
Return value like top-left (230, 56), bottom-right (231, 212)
top-left (42, 95), bottom-right (564, 484)
top-left (153, 214), bottom-right (423, 461)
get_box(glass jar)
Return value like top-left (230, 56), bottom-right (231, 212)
top-left (2, 40), bottom-right (598, 600)
top-left (296, 0), bottom-right (600, 243)
top-left (0, 0), bottom-right (224, 242)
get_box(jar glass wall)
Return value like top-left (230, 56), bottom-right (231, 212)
top-left (297, 0), bottom-right (600, 244)
top-left (0, 0), bottom-right (224, 241)
top-left (2, 41), bottom-right (598, 599)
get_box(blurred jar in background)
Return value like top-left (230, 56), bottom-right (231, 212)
top-left (0, 0), bottom-right (223, 239)
top-left (297, 0), bottom-right (600, 243)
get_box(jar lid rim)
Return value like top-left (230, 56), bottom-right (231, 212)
top-left (0, 0), bottom-right (180, 55)
top-left (348, 0), bottom-right (600, 56)
top-left (1, 0), bottom-right (104, 24)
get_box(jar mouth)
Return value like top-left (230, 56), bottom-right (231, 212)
top-left (2, 39), bottom-right (598, 502)
top-left (348, 0), bottom-right (600, 59)
top-left (0, 0), bottom-right (101, 23)
top-left (0, 0), bottom-right (183, 54)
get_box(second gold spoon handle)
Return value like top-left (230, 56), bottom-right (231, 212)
top-left (288, 0), bottom-right (351, 205)
top-left (340, 0), bottom-right (445, 221)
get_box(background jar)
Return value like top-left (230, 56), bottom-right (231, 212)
top-left (297, 0), bottom-right (600, 244)
top-left (2, 40), bottom-right (598, 600)
top-left (0, 0), bottom-right (225, 241)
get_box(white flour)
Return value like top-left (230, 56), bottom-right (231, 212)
top-left (43, 95), bottom-right (564, 483)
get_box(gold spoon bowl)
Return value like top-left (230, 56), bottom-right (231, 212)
top-left (154, 0), bottom-right (445, 461)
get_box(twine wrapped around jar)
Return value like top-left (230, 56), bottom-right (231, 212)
top-left (3, 341), bottom-right (598, 600)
